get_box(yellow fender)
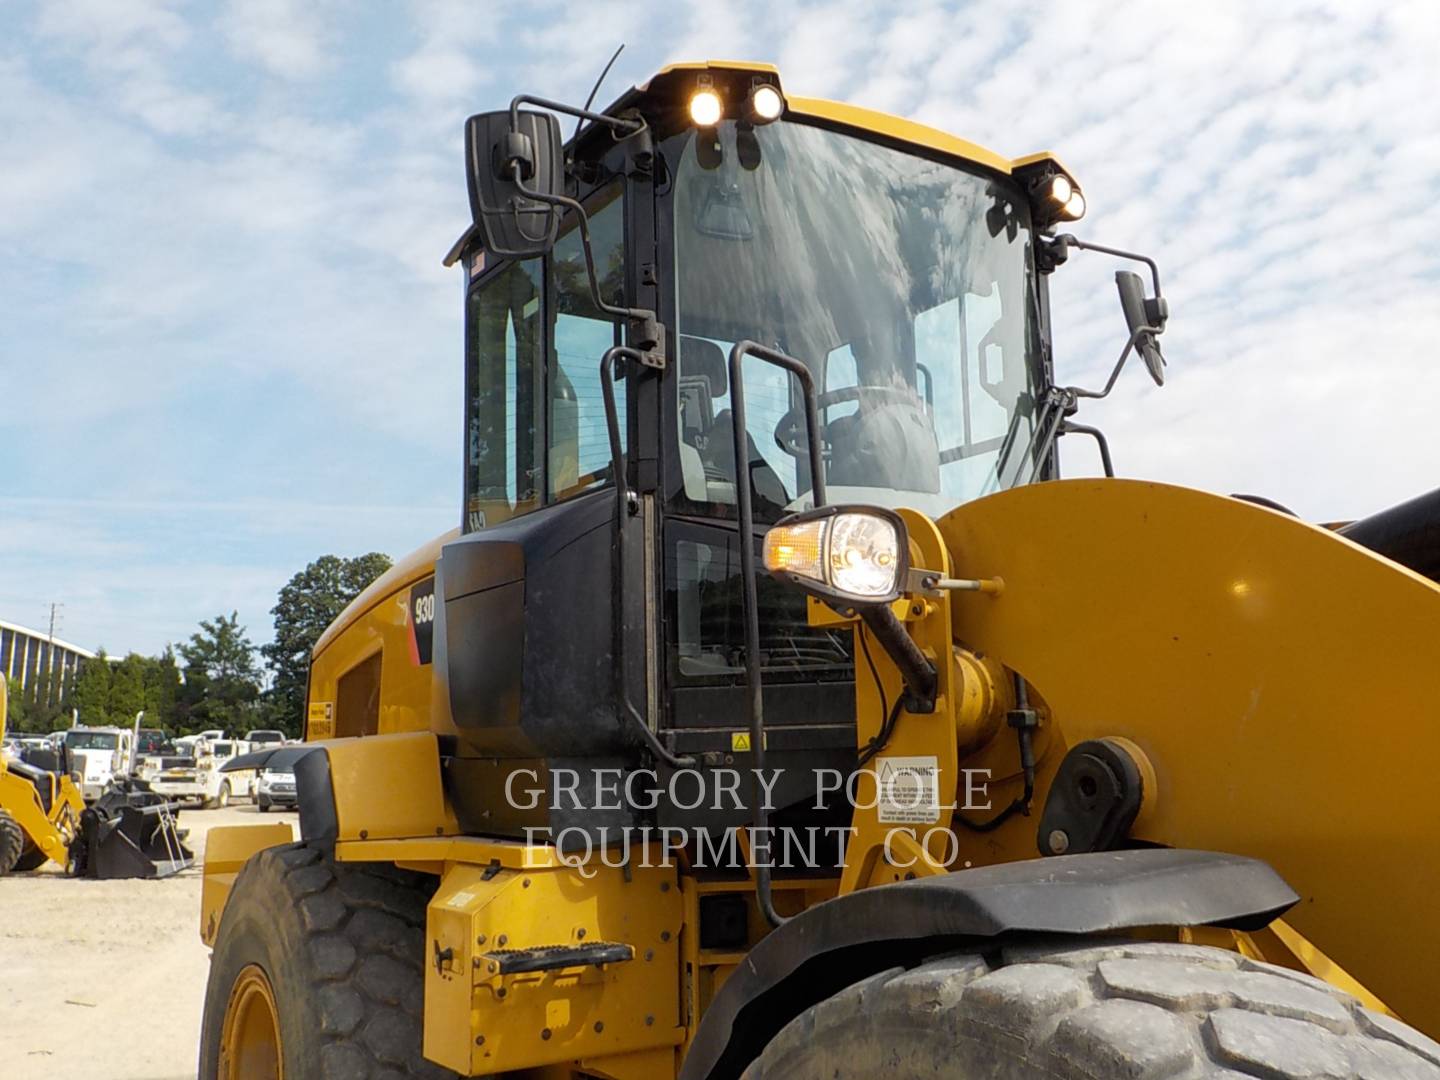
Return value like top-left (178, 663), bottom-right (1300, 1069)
top-left (937, 478), bottom-right (1440, 1032)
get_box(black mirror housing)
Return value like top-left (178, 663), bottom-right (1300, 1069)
top-left (1115, 270), bottom-right (1167, 386)
top-left (465, 109), bottom-right (565, 258)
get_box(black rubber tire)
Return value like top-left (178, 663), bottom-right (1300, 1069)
top-left (743, 938), bottom-right (1440, 1079)
top-left (14, 839), bottom-right (50, 872)
top-left (0, 809), bottom-right (23, 875)
top-left (198, 841), bottom-right (457, 1080)
top-left (258, 799), bottom-right (269, 813)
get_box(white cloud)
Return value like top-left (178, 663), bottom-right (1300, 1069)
top-left (218, 0), bottom-right (337, 79)
top-left (389, 0), bottom-right (501, 108)
top-left (31, 0), bottom-right (222, 135)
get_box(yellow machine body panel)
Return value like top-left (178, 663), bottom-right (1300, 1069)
top-left (199, 821), bottom-right (296, 944)
top-left (423, 848), bottom-right (683, 1076)
top-left (935, 477), bottom-right (1440, 1031)
top-left (323, 731), bottom-right (457, 841)
top-left (306, 530), bottom-right (455, 740)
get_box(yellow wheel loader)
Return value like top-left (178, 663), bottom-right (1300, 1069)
top-left (198, 61), bottom-right (1440, 1079)
top-left (0, 682), bottom-right (194, 878)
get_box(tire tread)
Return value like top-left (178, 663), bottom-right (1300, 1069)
top-left (200, 841), bottom-right (457, 1080)
top-left (745, 939), bottom-right (1440, 1080)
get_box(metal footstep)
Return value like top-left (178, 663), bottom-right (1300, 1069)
top-left (483, 942), bottom-right (634, 974)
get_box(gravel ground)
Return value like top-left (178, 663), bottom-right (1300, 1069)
top-left (0, 803), bottom-right (298, 1080)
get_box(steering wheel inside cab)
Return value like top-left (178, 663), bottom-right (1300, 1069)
top-left (772, 385), bottom-right (925, 458)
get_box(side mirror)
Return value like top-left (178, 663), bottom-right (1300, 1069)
top-left (1115, 270), bottom-right (1167, 386)
top-left (465, 109), bottom-right (565, 258)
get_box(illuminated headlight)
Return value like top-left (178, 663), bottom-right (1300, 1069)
top-left (689, 87), bottom-right (723, 127)
top-left (763, 506), bottom-right (908, 605)
top-left (1060, 189), bottom-right (1086, 220)
top-left (746, 84), bottom-right (784, 124)
top-left (1046, 173), bottom-right (1072, 205)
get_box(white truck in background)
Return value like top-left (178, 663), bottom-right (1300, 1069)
top-left (148, 735), bottom-right (257, 808)
top-left (66, 726), bottom-right (135, 801)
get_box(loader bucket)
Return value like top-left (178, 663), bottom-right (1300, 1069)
top-left (77, 787), bottom-right (194, 880)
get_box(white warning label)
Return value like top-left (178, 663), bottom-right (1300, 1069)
top-left (875, 756), bottom-right (941, 824)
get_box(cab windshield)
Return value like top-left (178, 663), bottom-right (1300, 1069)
top-left (67, 731), bottom-right (118, 750)
top-left (671, 119), bottom-right (1041, 521)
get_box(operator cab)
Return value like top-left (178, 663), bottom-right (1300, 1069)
top-left (440, 63), bottom-right (1075, 843)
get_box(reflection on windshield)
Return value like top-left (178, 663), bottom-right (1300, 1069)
top-left (672, 120), bottom-right (1039, 520)
top-left (68, 731), bottom-right (118, 750)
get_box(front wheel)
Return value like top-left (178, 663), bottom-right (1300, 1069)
top-left (744, 939), bottom-right (1440, 1079)
top-left (198, 841), bottom-right (457, 1079)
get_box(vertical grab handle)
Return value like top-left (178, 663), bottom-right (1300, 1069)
top-left (726, 341), bottom-right (826, 928)
top-left (600, 346), bottom-right (694, 771)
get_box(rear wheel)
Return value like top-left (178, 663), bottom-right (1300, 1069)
top-left (198, 841), bottom-right (457, 1080)
top-left (0, 809), bottom-right (23, 874)
top-left (743, 938), bottom-right (1440, 1079)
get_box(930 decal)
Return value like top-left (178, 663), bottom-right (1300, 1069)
top-left (408, 577), bottom-right (436, 665)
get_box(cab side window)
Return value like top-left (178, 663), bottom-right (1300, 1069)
top-left (466, 260), bottom-right (543, 531)
top-left (549, 185), bottom-right (625, 501)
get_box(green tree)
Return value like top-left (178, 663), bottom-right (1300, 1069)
top-left (261, 552), bottom-right (392, 736)
top-left (143, 648), bottom-right (181, 732)
top-left (4, 676), bottom-right (27, 734)
top-left (71, 651), bottom-right (112, 727)
top-left (109, 653), bottom-right (148, 728)
top-left (179, 612), bottom-right (262, 734)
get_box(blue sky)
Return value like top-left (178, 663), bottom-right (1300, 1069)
top-left (2, 0), bottom-right (1438, 657)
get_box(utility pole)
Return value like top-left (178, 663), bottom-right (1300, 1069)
top-left (44, 602), bottom-right (64, 711)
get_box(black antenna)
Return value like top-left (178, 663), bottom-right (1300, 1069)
top-left (574, 44), bottom-right (624, 141)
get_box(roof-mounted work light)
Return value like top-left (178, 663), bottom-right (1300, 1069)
top-left (689, 75), bottom-right (723, 127)
top-left (746, 83), bottom-right (785, 124)
top-left (1027, 167), bottom-right (1086, 225)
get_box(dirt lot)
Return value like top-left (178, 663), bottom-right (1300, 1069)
top-left (0, 803), bottom-right (299, 1080)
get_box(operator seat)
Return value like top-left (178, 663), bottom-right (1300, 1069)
top-left (679, 336), bottom-right (789, 512)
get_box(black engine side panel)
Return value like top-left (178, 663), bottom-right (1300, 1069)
top-left (439, 490), bottom-right (623, 761)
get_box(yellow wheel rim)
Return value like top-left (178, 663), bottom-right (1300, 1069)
top-left (219, 964), bottom-right (284, 1080)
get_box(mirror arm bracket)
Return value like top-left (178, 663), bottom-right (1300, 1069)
top-left (508, 94), bottom-right (643, 139)
top-left (1071, 325), bottom-right (1159, 403)
top-left (1050, 233), bottom-right (1169, 327)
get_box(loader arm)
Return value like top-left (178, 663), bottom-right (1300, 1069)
top-left (934, 477), bottom-right (1440, 1031)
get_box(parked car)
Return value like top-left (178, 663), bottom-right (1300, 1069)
top-left (244, 729), bottom-right (287, 748)
top-left (257, 766), bottom-right (296, 812)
